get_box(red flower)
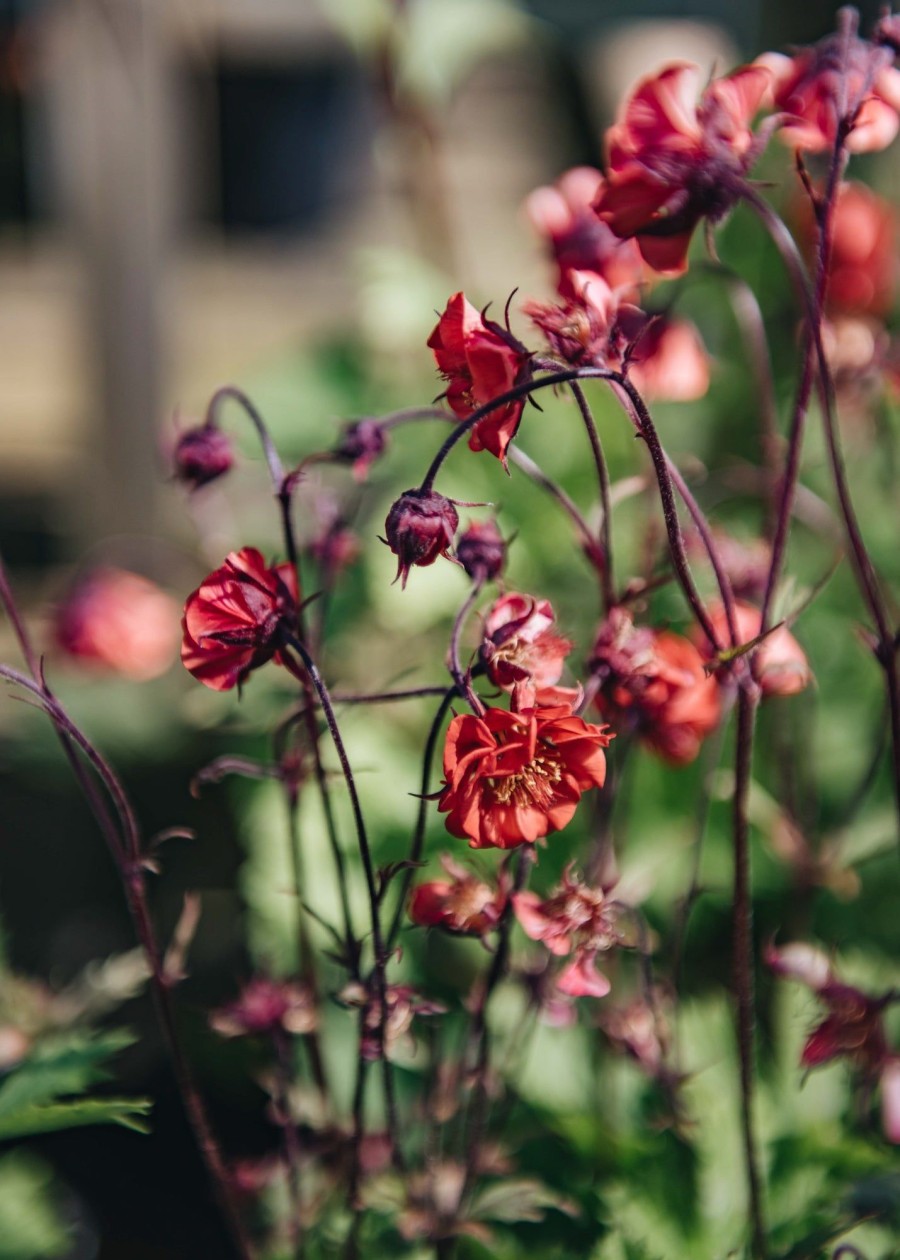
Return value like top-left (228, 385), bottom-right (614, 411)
top-left (409, 856), bottom-right (508, 936)
top-left (480, 592), bottom-right (573, 702)
top-left (595, 62), bottom-right (772, 274)
top-left (701, 601), bottom-right (812, 698)
top-left (513, 866), bottom-right (625, 999)
top-left (438, 700), bottom-right (611, 850)
top-left (523, 166), bottom-right (644, 298)
top-left (427, 292), bottom-right (531, 465)
top-left (383, 489), bottom-right (459, 588)
top-left (590, 608), bottom-right (720, 765)
top-left (766, 943), bottom-right (900, 1142)
top-left (54, 567), bottom-right (179, 681)
top-left (757, 24), bottom-right (900, 154)
top-left (181, 547), bottom-right (299, 691)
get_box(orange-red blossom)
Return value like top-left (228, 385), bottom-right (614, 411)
top-left (438, 699), bottom-right (612, 850)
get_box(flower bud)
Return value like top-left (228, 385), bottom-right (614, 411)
top-left (383, 489), bottom-right (458, 588)
top-left (455, 520), bottom-right (506, 583)
top-left (334, 419), bottom-right (388, 481)
top-left (172, 424), bottom-right (234, 490)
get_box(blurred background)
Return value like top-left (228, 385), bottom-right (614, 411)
top-left (1, 2), bottom-right (898, 1258)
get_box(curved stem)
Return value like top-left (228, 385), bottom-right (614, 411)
top-left (447, 581), bottom-right (485, 714)
top-left (569, 380), bottom-right (616, 608)
top-left (507, 446), bottom-right (600, 559)
top-left (205, 384), bottom-right (285, 490)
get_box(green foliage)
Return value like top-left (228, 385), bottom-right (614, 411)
top-left (0, 1153), bottom-right (67, 1260)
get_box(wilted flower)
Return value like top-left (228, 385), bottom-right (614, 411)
top-left (438, 698), bottom-right (611, 849)
top-left (480, 593), bottom-right (573, 700)
top-left (455, 520), bottom-right (507, 583)
top-left (383, 489), bottom-right (459, 588)
top-left (210, 977), bottom-right (318, 1039)
top-left (172, 423), bottom-right (234, 490)
top-left (514, 866), bottom-right (625, 998)
top-left (523, 166), bottom-right (644, 297)
top-left (428, 292), bottom-right (532, 464)
top-left (798, 181), bottom-right (898, 316)
top-left (594, 61), bottom-right (773, 274)
top-left (55, 567), bottom-right (179, 681)
top-left (758, 18), bottom-right (900, 154)
top-left (589, 608), bottom-right (720, 765)
top-left (181, 547), bottom-right (299, 691)
top-left (409, 856), bottom-right (508, 936)
top-left (600, 989), bottom-right (672, 1077)
top-left (333, 418), bottom-right (389, 481)
top-left (338, 982), bottom-right (445, 1061)
top-left (766, 941), bottom-right (899, 1142)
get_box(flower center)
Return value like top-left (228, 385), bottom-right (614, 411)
top-left (487, 750), bottom-right (563, 809)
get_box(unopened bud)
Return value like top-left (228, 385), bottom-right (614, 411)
top-left (173, 425), bottom-right (234, 490)
top-left (383, 489), bottom-right (458, 588)
top-left (456, 520), bottom-right (506, 583)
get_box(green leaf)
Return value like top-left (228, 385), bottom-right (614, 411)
top-left (0, 1095), bottom-right (152, 1140)
top-left (0, 1030), bottom-right (133, 1119)
top-left (0, 1152), bottom-right (68, 1259)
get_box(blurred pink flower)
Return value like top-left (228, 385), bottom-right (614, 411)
top-left (55, 567), bottom-right (179, 681)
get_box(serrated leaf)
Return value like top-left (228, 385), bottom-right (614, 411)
top-left (0, 1095), bottom-right (152, 1140)
top-left (0, 1030), bottom-right (134, 1119)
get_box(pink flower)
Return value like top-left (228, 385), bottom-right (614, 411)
top-left (480, 593), bottom-right (573, 700)
top-left (627, 315), bottom-right (710, 401)
top-left (428, 293), bottom-right (531, 465)
top-left (408, 856), bottom-right (508, 936)
top-left (766, 941), bottom-right (900, 1142)
top-left (338, 982), bottom-right (445, 1061)
top-left (590, 608), bottom-right (720, 765)
top-left (210, 977), bottom-right (317, 1038)
top-left (594, 62), bottom-right (772, 274)
top-left (54, 567), bottom-right (179, 681)
top-left (797, 181), bottom-right (898, 316)
top-left (757, 22), bottom-right (900, 154)
top-left (524, 166), bottom-right (644, 298)
top-left (181, 548), bottom-right (299, 691)
top-left (514, 866), bottom-right (625, 999)
top-left (702, 601), bottom-right (812, 697)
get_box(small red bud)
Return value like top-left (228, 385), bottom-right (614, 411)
top-left (455, 520), bottom-right (506, 583)
top-left (173, 425), bottom-right (234, 490)
top-left (334, 419), bottom-right (388, 481)
top-left (383, 489), bottom-right (459, 588)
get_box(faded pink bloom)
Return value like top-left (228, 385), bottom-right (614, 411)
top-left (409, 856), bottom-right (508, 937)
top-left (766, 941), bottom-right (899, 1141)
top-left (210, 977), bottom-right (318, 1039)
top-left (595, 62), bottom-right (772, 274)
top-left (55, 567), bottom-right (179, 681)
top-left (338, 982), bottom-right (445, 1061)
top-left (627, 316), bottom-right (710, 401)
top-left (758, 22), bottom-right (900, 154)
top-left (601, 991), bottom-right (671, 1078)
top-left (702, 601), bottom-right (812, 697)
top-left (524, 166), bottom-right (644, 298)
top-left (514, 866), bottom-right (625, 1000)
top-left (590, 608), bottom-right (720, 765)
top-left (480, 593), bottom-right (573, 700)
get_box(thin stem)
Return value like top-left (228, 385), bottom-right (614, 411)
top-left (569, 380), bottom-right (615, 608)
top-left (332, 684), bottom-right (453, 705)
top-left (507, 446), bottom-right (600, 558)
top-left (447, 581), bottom-right (485, 714)
top-left (733, 685), bottom-right (767, 1259)
top-left (205, 384), bottom-right (285, 490)
top-left (378, 405), bottom-right (456, 430)
top-left (385, 686), bottom-right (459, 952)
top-left (272, 1027), bottom-right (306, 1259)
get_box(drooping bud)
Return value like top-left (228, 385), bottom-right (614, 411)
top-left (334, 419), bottom-right (389, 481)
top-left (172, 424), bottom-right (234, 490)
top-left (383, 488), bottom-right (458, 588)
top-left (455, 520), bottom-right (506, 583)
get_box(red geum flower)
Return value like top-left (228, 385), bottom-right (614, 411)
top-left (438, 699), bottom-right (611, 850)
top-left (594, 61), bottom-right (772, 275)
top-left (409, 855), bottom-right (508, 936)
top-left (172, 423), bottom-right (234, 490)
top-left (383, 488), bottom-right (459, 588)
top-left (513, 866), bottom-right (625, 999)
top-left (455, 520), bottom-right (507, 583)
top-left (757, 17), bottom-right (900, 154)
top-left (181, 547), bottom-right (299, 691)
top-left (523, 166), bottom-right (644, 298)
top-left (210, 976), bottom-right (318, 1039)
top-left (55, 567), bottom-right (179, 682)
top-left (427, 292), bottom-right (532, 465)
top-left (701, 601), bottom-right (812, 697)
top-left (480, 593), bottom-right (573, 698)
top-left (766, 942), bottom-right (900, 1142)
top-left (797, 181), bottom-right (898, 316)
top-left (590, 608), bottom-right (720, 765)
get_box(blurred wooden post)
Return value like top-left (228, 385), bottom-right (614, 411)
top-left (48, 0), bottom-right (171, 544)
